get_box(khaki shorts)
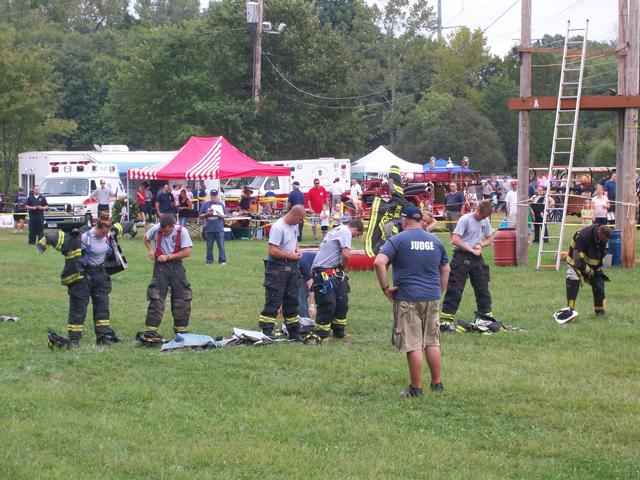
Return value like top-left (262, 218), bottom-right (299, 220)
top-left (392, 300), bottom-right (440, 353)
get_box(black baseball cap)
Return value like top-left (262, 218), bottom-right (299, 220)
top-left (210, 189), bottom-right (218, 196)
top-left (292, 181), bottom-right (300, 186)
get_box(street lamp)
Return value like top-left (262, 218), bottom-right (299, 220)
top-left (246, 1), bottom-right (286, 118)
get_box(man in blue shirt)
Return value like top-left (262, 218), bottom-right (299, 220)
top-left (444, 182), bottom-right (466, 237)
top-left (374, 206), bottom-right (450, 398)
top-left (155, 184), bottom-right (175, 219)
top-left (199, 190), bottom-right (228, 265)
top-left (603, 172), bottom-right (616, 220)
top-left (288, 181), bottom-right (305, 241)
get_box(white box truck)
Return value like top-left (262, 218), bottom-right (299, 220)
top-left (222, 157), bottom-right (350, 209)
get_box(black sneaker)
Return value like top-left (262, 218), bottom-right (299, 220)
top-left (96, 335), bottom-right (114, 346)
top-left (595, 310), bottom-right (607, 317)
top-left (400, 386), bottom-right (424, 398)
top-left (430, 383), bottom-right (444, 393)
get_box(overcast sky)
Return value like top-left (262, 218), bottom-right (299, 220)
top-left (368, 0), bottom-right (619, 57)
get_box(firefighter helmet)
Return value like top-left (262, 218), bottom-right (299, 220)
top-left (553, 307), bottom-right (579, 324)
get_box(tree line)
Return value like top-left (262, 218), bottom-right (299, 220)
top-left (0, 0), bottom-right (622, 193)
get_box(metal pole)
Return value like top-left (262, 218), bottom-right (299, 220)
top-left (252, 0), bottom-right (264, 119)
top-left (516, 0), bottom-right (532, 266)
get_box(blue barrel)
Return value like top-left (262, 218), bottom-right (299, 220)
top-left (608, 230), bottom-right (622, 266)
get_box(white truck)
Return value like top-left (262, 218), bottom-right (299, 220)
top-left (223, 157), bottom-right (350, 209)
top-left (40, 161), bottom-right (124, 230)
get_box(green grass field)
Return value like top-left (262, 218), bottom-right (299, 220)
top-left (0, 223), bottom-right (639, 479)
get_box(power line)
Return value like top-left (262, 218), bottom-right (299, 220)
top-left (483, 0), bottom-right (520, 33)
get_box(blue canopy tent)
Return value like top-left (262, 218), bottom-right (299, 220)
top-left (423, 158), bottom-right (474, 173)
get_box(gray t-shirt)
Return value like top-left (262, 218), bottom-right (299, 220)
top-left (312, 225), bottom-right (352, 269)
top-left (81, 228), bottom-right (110, 266)
top-left (92, 186), bottom-right (114, 204)
top-left (145, 224), bottom-right (193, 255)
top-left (267, 217), bottom-right (299, 260)
top-left (453, 213), bottom-right (492, 249)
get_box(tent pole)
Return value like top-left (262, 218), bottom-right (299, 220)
top-left (126, 175), bottom-right (130, 222)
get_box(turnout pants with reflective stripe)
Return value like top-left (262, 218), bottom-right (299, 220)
top-left (259, 261), bottom-right (301, 331)
top-left (145, 260), bottom-right (192, 333)
top-left (313, 273), bottom-right (349, 338)
top-left (442, 251), bottom-right (492, 320)
top-left (566, 265), bottom-right (606, 312)
top-left (67, 265), bottom-right (112, 341)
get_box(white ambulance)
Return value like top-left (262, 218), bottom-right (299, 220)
top-left (40, 161), bottom-right (124, 229)
top-left (223, 157), bottom-right (350, 209)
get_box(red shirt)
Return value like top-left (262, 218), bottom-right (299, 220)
top-left (306, 186), bottom-right (328, 213)
top-left (137, 190), bottom-right (145, 206)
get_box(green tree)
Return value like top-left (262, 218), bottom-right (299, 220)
top-left (395, 91), bottom-right (506, 173)
top-left (134, 0), bottom-right (201, 26)
top-left (478, 74), bottom-right (519, 169)
top-left (0, 32), bottom-right (75, 192)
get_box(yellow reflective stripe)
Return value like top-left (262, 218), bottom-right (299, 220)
top-left (114, 223), bottom-right (123, 238)
top-left (55, 231), bottom-right (64, 250)
top-left (332, 318), bottom-right (347, 326)
top-left (68, 324), bottom-right (84, 332)
top-left (95, 319), bottom-right (110, 326)
top-left (316, 323), bottom-right (331, 331)
top-left (65, 248), bottom-right (82, 260)
top-left (568, 299), bottom-right (575, 308)
top-left (61, 272), bottom-right (84, 285)
top-left (259, 315), bottom-right (277, 325)
top-left (174, 326), bottom-right (189, 332)
top-left (284, 316), bottom-right (299, 325)
top-left (364, 197), bottom-right (381, 257)
top-left (38, 237), bottom-right (48, 251)
top-left (144, 326), bottom-right (158, 331)
top-left (440, 312), bottom-right (456, 320)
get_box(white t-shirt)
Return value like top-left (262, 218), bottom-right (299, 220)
top-left (350, 183), bottom-right (362, 198)
top-left (592, 195), bottom-right (609, 218)
top-left (330, 183), bottom-right (344, 196)
top-left (505, 190), bottom-right (518, 216)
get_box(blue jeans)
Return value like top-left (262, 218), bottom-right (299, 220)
top-left (179, 215), bottom-right (188, 226)
top-left (298, 284), bottom-right (309, 318)
top-left (206, 232), bottom-right (226, 264)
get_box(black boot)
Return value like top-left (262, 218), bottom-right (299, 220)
top-left (285, 322), bottom-right (305, 342)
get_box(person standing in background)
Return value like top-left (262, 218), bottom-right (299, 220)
top-left (306, 179), bottom-right (329, 241)
top-left (26, 185), bottom-right (48, 245)
top-left (199, 190), bottom-right (228, 265)
top-left (288, 181), bottom-right (306, 241)
top-left (444, 183), bottom-right (465, 237)
top-left (90, 180), bottom-right (114, 216)
top-left (13, 186), bottom-right (28, 234)
top-left (330, 178), bottom-right (344, 208)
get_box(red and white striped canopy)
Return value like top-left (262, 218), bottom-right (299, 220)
top-left (127, 136), bottom-right (289, 180)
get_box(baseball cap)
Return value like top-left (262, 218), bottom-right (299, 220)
top-left (210, 189), bottom-right (218, 196)
top-left (292, 181), bottom-right (300, 186)
top-left (401, 206), bottom-right (423, 221)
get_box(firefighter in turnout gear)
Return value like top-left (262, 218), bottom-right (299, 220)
top-left (440, 200), bottom-right (495, 328)
top-left (311, 219), bottom-right (364, 342)
top-left (37, 218), bottom-right (135, 346)
top-left (565, 224), bottom-right (611, 316)
top-left (258, 205), bottom-right (307, 340)
top-left (364, 165), bottom-right (410, 257)
top-left (142, 214), bottom-right (193, 338)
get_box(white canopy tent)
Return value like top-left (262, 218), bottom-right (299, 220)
top-left (351, 146), bottom-right (423, 174)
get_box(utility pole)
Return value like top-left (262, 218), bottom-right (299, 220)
top-left (616, 0), bottom-right (627, 230)
top-left (252, 0), bottom-right (264, 119)
top-left (437, 0), bottom-right (442, 41)
top-left (621, 0), bottom-right (638, 268)
top-left (516, 0), bottom-right (531, 266)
